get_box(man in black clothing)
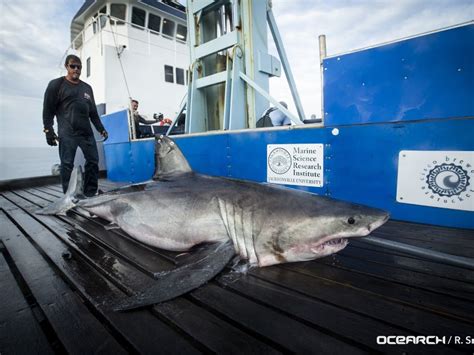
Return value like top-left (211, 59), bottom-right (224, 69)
top-left (130, 99), bottom-right (158, 138)
top-left (43, 54), bottom-right (108, 196)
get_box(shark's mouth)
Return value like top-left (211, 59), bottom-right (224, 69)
top-left (323, 238), bottom-right (348, 247)
top-left (311, 237), bottom-right (348, 253)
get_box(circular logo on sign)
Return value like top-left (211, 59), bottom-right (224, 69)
top-left (268, 148), bottom-right (291, 174)
top-left (426, 163), bottom-right (469, 197)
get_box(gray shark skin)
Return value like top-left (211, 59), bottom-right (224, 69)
top-left (37, 135), bottom-right (389, 310)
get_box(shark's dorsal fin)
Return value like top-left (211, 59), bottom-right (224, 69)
top-left (152, 135), bottom-right (192, 180)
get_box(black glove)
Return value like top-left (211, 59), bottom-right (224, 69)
top-left (44, 128), bottom-right (58, 146)
top-left (101, 130), bottom-right (108, 141)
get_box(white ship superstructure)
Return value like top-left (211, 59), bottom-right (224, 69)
top-left (68, 0), bottom-right (189, 119)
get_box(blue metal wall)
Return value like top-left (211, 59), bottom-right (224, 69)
top-left (101, 110), bottom-right (130, 144)
top-left (102, 110), bottom-right (155, 182)
top-left (323, 24), bottom-right (474, 125)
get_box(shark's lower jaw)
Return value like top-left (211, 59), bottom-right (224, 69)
top-left (311, 238), bottom-right (349, 255)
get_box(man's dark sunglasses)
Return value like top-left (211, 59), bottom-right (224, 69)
top-left (68, 64), bottom-right (82, 70)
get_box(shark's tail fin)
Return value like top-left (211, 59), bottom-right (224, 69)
top-left (36, 166), bottom-right (84, 215)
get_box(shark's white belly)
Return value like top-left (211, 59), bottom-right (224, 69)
top-left (85, 194), bottom-right (230, 251)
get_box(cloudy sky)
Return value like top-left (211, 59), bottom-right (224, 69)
top-left (0, 0), bottom-right (472, 148)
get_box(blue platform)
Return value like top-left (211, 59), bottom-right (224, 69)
top-left (323, 23), bottom-right (474, 125)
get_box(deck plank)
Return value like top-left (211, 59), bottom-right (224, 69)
top-left (319, 247), bottom-right (474, 301)
top-left (0, 210), bottom-right (126, 354)
top-left (371, 230), bottom-right (474, 258)
top-left (377, 220), bottom-right (474, 242)
top-left (189, 283), bottom-right (369, 354)
top-left (0, 252), bottom-right (54, 355)
top-left (153, 298), bottom-right (282, 354)
top-left (340, 242), bottom-right (474, 283)
top-left (369, 220), bottom-right (474, 259)
top-left (249, 265), bottom-right (474, 352)
top-left (215, 273), bottom-right (448, 354)
top-left (284, 261), bottom-right (474, 322)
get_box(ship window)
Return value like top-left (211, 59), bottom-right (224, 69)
top-left (176, 68), bottom-right (184, 85)
top-left (99, 6), bottom-right (107, 28)
top-left (148, 14), bottom-right (161, 33)
top-left (86, 57), bottom-right (91, 77)
top-left (74, 37), bottom-right (83, 49)
top-left (110, 4), bottom-right (126, 25)
top-left (162, 18), bottom-right (175, 37)
top-left (186, 70), bottom-right (189, 84)
top-left (93, 6), bottom-right (108, 33)
top-left (164, 65), bottom-right (174, 83)
top-left (176, 24), bottom-right (187, 41)
top-left (132, 7), bottom-right (146, 28)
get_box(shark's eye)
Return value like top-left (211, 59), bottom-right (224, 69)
top-left (347, 217), bottom-right (355, 224)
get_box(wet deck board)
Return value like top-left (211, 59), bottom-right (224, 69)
top-left (0, 252), bottom-right (54, 355)
top-left (1, 180), bottom-right (473, 354)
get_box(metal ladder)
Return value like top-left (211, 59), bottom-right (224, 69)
top-left (184, 0), bottom-right (306, 134)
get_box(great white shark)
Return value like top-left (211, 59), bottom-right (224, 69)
top-left (37, 135), bottom-right (389, 311)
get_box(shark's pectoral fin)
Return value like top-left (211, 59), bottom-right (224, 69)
top-left (112, 240), bottom-right (235, 312)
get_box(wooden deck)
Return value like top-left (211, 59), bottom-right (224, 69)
top-left (1, 179), bottom-right (473, 354)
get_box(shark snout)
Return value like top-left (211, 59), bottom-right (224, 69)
top-left (368, 212), bottom-right (390, 233)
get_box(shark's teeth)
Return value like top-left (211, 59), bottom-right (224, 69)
top-left (323, 238), bottom-right (346, 246)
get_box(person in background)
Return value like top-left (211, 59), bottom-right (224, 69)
top-left (131, 99), bottom-right (159, 138)
top-left (257, 101), bottom-right (292, 127)
top-left (42, 54), bottom-right (108, 197)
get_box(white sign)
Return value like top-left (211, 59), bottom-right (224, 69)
top-left (267, 144), bottom-right (324, 187)
top-left (397, 150), bottom-right (474, 212)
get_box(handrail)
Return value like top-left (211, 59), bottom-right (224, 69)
top-left (69, 14), bottom-right (187, 51)
top-left (60, 14), bottom-right (188, 71)
top-left (60, 13), bottom-right (188, 74)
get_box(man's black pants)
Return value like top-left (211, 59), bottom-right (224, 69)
top-left (59, 135), bottom-right (99, 196)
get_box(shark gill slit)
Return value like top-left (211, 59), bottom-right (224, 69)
top-left (251, 210), bottom-right (264, 266)
top-left (217, 198), bottom-right (237, 254)
top-left (242, 208), bottom-right (257, 263)
top-left (226, 200), bottom-right (238, 254)
top-left (234, 204), bottom-right (247, 259)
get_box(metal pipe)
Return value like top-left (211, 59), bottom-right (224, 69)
top-left (232, 0), bottom-right (240, 30)
top-left (239, 72), bottom-right (304, 125)
top-left (318, 34), bottom-right (327, 60)
top-left (318, 35), bottom-right (326, 124)
top-left (360, 236), bottom-right (474, 270)
top-left (166, 95), bottom-right (187, 136)
top-left (266, 7), bottom-right (306, 121)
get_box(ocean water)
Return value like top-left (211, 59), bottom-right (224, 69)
top-left (0, 147), bottom-right (61, 181)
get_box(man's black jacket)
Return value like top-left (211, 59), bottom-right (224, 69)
top-left (43, 77), bottom-right (105, 137)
